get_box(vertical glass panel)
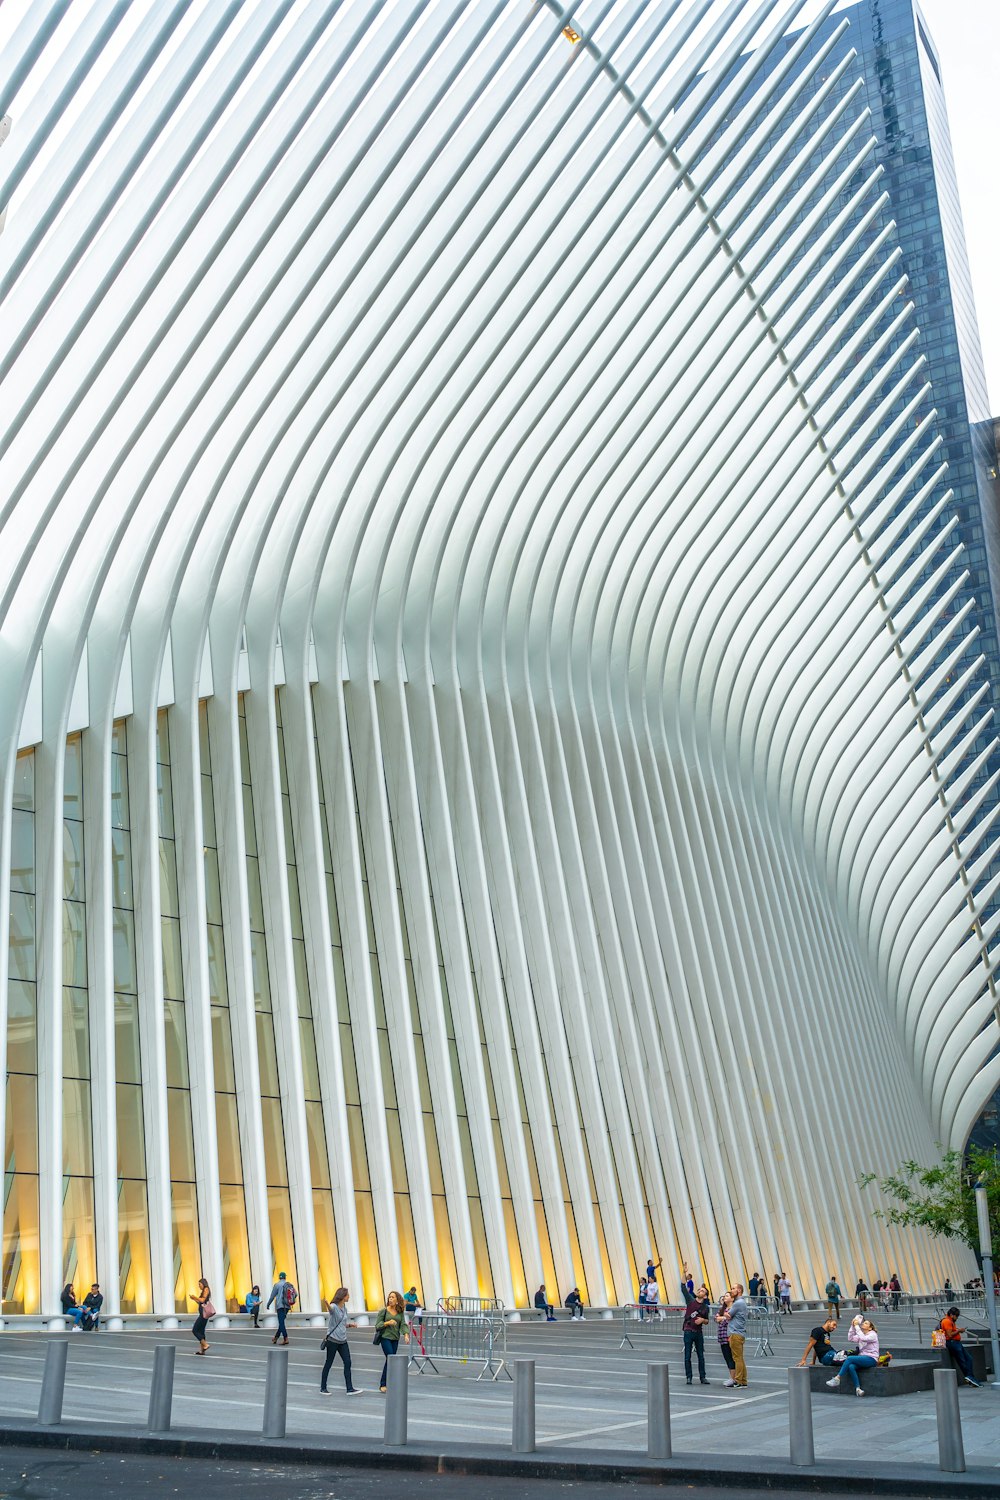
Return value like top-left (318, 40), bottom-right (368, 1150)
top-left (6, 980), bottom-right (36, 1074)
top-left (2, 1173), bottom-right (40, 1313)
top-left (62, 900), bottom-right (87, 987)
top-left (62, 988), bottom-right (90, 1079)
top-left (394, 1192), bottom-right (422, 1295)
top-left (62, 1175), bottom-right (97, 1290)
top-left (114, 994), bottom-right (141, 1084)
top-left (292, 940), bottom-right (311, 1017)
top-left (63, 1081), bottom-right (94, 1176)
top-left (9, 892), bottom-right (36, 982)
top-left (201, 773), bottom-right (216, 846)
top-left (11, 810), bottom-right (34, 893)
top-left (111, 719), bottom-right (127, 755)
top-left (433, 1195), bottom-right (459, 1298)
top-left (207, 925), bottom-right (227, 1006)
top-left (111, 825), bottom-right (132, 909)
top-left (267, 1186), bottom-right (297, 1289)
top-left (242, 785), bottom-right (257, 855)
top-left (211, 1007), bottom-right (237, 1093)
top-left (469, 1196), bottom-right (496, 1300)
top-left (238, 712), bottom-right (250, 783)
top-left (220, 1184), bottom-right (252, 1313)
top-left (203, 847), bottom-right (223, 926)
top-left (245, 856), bottom-right (264, 932)
top-left (118, 1178), bottom-right (152, 1313)
top-left (305, 1100), bottom-right (330, 1189)
top-left (215, 1093), bottom-right (243, 1185)
top-left (250, 930), bottom-right (270, 1011)
top-left (111, 753), bottom-right (129, 830)
top-left (167, 1089), bottom-right (197, 1181)
top-left (355, 1191), bottom-right (380, 1309)
top-left (156, 709), bottom-right (170, 766)
top-left (159, 838), bottom-right (179, 918)
top-left (261, 1096), bottom-right (287, 1186)
top-left (299, 1018), bottom-right (320, 1101)
top-left (164, 1001), bottom-right (189, 1087)
top-left (156, 763), bottom-right (174, 838)
top-left (14, 751), bottom-right (35, 811)
top-left (5, 1074), bottom-right (38, 1173)
top-left (116, 1084), bottom-right (146, 1178)
top-left (286, 865), bottom-right (303, 939)
top-left (112, 908), bottom-right (137, 994)
top-left (198, 704), bottom-right (211, 770)
top-left (255, 1012), bottom-right (280, 1098)
top-left (63, 736), bottom-right (83, 820)
top-left (161, 917), bottom-right (184, 1001)
top-left (313, 1190), bottom-right (340, 1308)
top-left (345, 1105), bottom-right (369, 1189)
top-left (171, 1181), bottom-right (201, 1314)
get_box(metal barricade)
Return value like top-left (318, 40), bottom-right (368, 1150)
top-left (748, 1301), bottom-right (775, 1356)
top-left (437, 1295), bottom-right (505, 1332)
top-left (619, 1304), bottom-right (687, 1349)
top-left (409, 1312), bottom-right (510, 1381)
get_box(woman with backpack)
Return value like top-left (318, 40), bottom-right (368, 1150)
top-left (191, 1279), bottom-right (214, 1355)
top-left (375, 1290), bottom-right (409, 1393)
top-left (268, 1271), bottom-right (298, 1344)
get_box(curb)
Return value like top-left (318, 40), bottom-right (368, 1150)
top-left (0, 1423), bottom-right (997, 1494)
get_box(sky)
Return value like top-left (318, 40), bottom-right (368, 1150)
top-left (1, 0), bottom-right (998, 410)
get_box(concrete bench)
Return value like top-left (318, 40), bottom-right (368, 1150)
top-left (809, 1358), bottom-right (935, 1397)
top-left (890, 1343), bottom-right (991, 1381)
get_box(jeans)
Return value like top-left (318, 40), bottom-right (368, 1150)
top-left (718, 1340), bottom-right (736, 1371)
top-left (946, 1340), bottom-right (974, 1380)
top-left (838, 1354), bottom-right (877, 1389)
top-left (728, 1332), bottom-right (747, 1385)
top-left (276, 1306), bottom-right (288, 1340)
top-left (379, 1337), bottom-right (399, 1388)
top-left (683, 1329), bottom-right (706, 1380)
top-left (536, 1304), bottom-right (554, 1319)
top-left (816, 1350), bottom-right (836, 1366)
top-left (321, 1340), bottom-right (355, 1391)
top-left (567, 1304), bottom-right (584, 1319)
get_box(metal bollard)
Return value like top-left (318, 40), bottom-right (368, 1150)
top-left (647, 1363), bottom-right (671, 1459)
top-left (512, 1358), bottom-right (535, 1453)
top-left (147, 1344), bottom-right (176, 1434)
top-left (38, 1339), bottom-right (69, 1427)
top-left (934, 1367), bottom-right (966, 1473)
top-left (262, 1345), bottom-right (288, 1439)
top-left (787, 1367), bottom-right (815, 1466)
top-left (384, 1350), bottom-right (408, 1446)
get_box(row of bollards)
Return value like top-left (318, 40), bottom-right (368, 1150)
top-left (34, 1342), bottom-right (970, 1471)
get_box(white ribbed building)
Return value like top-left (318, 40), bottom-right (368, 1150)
top-left (2, 0), bottom-right (997, 1322)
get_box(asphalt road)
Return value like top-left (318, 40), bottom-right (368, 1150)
top-left (0, 1447), bottom-right (955, 1500)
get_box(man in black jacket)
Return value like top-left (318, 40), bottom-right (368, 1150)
top-left (682, 1285), bottom-right (711, 1384)
top-left (81, 1284), bottom-right (103, 1332)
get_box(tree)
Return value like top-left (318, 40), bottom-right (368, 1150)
top-left (857, 1146), bottom-right (1000, 1258)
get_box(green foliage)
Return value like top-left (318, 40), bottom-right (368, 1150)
top-left (857, 1146), bottom-right (1000, 1256)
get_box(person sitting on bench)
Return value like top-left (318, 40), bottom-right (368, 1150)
top-left (565, 1287), bottom-right (586, 1320)
top-left (534, 1285), bottom-right (556, 1321)
top-left (940, 1307), bottom-right (981, 1387)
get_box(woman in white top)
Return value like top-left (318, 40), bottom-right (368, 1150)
top-left (645, 1277), bottom-right (661, 1320)
top-left (826, 1316), bottom-right (880, 1395)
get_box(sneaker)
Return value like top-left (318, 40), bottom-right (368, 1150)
top-left (686, 1377), bottom-right (693, 1385)
top-left (724, 1379), bottom-right (736, 1387)
top-left (700, 1380), bottom-right (711, 1385)
top-left (825, 1377), bottom-right (840, 1388)
top-left (965, 1378), bottom-right (981, 1387)
top-left (580, 1315), bottom-right (586, 1320)
top-left (320, 1388), bottom-right (331, 1396)
top-left (71, 1326), bottom-right (81, 1333)
top-left (855, 1387), bottom-right (865, 1397)
top-left (347, 1388), bottom-right (365, 1396)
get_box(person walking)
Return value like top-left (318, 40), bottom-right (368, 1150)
top-left (682, 1284), bottom-right (711, 1384)
top-left (939, 1307), bottom-right (981, 1387)
top-left (826, 1315), bottom-right (879, 1396)
top-left (825, 1275), bottom-right (843, 1318)
top-left (376, 1290), bottom-right (409, 1393)
top-left (778, 1273), bottom-right (792, 1314)
top-left (320, 1286), bottom-right (364, 1395)
top-left (715, 1292), bottom-right (737, 1382)
top-left (268, 1271), bottom-right (297, 1344)
top-left (534, 1285), bottom-right (556, 1321)
top-left (798, 1316), bottom-right (839, 1368)
top-left (565, 1287), bottom-right (586, 1319)
top-left (725, 1284), bottom-right (749, 1388)
top-left (191, 1278), bottom-right (213, 1355)
top-left (245, 1285), bottom-right (261, 1328)
top-left (889, 1274), bottom-right (902, 1312)
top-left (855, 1279), bottom-right (870, 1313)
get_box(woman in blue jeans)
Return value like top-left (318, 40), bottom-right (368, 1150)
top-left (826, 1316), bottom-right (879, 1395)
top-left (375, 1290), bottom-right (409, 1393)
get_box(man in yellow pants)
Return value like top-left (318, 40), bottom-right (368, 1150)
top-left (725, 1283), bottom-right (749, 1388)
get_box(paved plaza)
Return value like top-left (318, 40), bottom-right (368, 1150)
top-left (0, 1308), bottom-right (996, 1486)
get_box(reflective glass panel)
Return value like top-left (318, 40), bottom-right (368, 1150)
top-left (171, 1180), bottom-right (201, 1313)
top-left (9, 892), bottom-right (35, 982)
top-left (114, 993), bottom-right (141, 1085)
top-left (5, 1073), bottom-right (38, 1173)
top-left (13, 751), bottom-right (34, 811)
top-left (159, 838), bottom-right (179, 918)
top-left (62, 988), bottom-right (90, 1079)
top-left (267, 1187), bottom-right (297, 1288)
top-left (261, 1096), bottom-right (287, 1187)
top-left (313, 1189), bottom-right (340, 1307)
top-left (162, 917), bottom-right (184, 1001)
top-left (111, 753), bottom-right (129, 830)
top-left (163, 1001), bottom-right (189, 1088)
top-left (215, 1093), bottom-right (243, 1185)
top-left (167, 1089), bottom-right (196, 1181)
top-left (305, 1100), bottom-right (330, 1189)
top-left (63, 1080), bottom-right (94, 1177)
top-left (211, 1007), bottom-right (236, 1093)
top-left (255, 1012), bottom-right (280, 1098)
top-left (112, 908), bottom-right (137, 994)
top-left (220, 1184), bottom-right (252, 1313)
top-left (62, 900), bottom-right (87, 987)
top-left (62, 1175), bottom-right (97, 1290)
top-left (11, 810), bottom-right (34, 893)
top-left (118, 1178), bottom-right (152, 1313)
top-left (63, 736), bottom-right (83, 820)
top-left (116, 1085), bottom-right (146, 1179)
top-left (6, 980), bottom-right (36, 1074)
top-left (2, 1172), bottom-right (40, 1313)
top-left (111, 825), bottom-right (132, 909)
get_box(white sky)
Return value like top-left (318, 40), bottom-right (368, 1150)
top-left (1, 0), bottom-right (997, 410)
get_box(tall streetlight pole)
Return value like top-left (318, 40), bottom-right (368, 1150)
top-left (974, 1183), bottom-right (1000, 1389)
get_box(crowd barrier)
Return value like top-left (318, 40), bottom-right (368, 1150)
top-left (409, 1312), bottom-right (510, 1381)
